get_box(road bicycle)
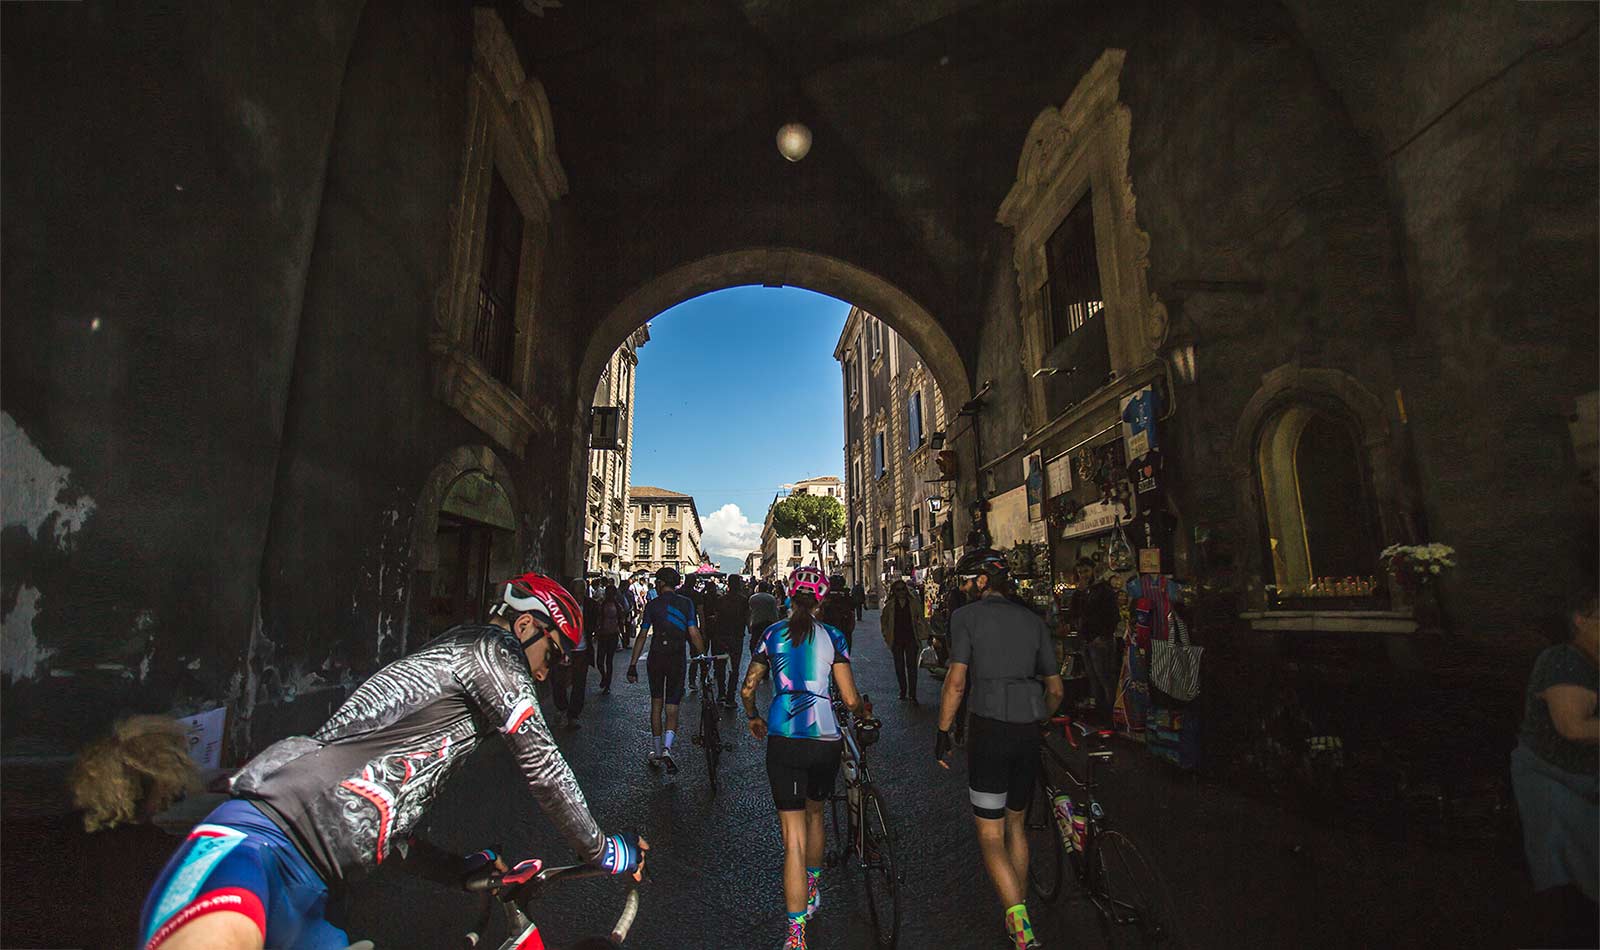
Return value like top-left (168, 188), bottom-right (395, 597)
top-left (688, 653), bottom-right (732, 793)
top-left (339, 856), bottom-right (641, 950)
top-left (1025, 715), bottom-right (1179, 948)
top-left (825, 696), bottom-right (901, 949)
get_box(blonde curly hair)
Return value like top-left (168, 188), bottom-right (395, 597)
top-left (70, 715), bottom-right (199, 832)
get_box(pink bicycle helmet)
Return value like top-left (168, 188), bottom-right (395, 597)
top-left (788, 566), bottom-right (830, 601)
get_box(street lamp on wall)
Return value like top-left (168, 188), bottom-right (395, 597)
top-left (1165, 330), bottom-right (1198, 385)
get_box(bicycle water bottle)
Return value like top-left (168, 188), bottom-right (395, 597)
top-left (1070, 808), bottom-right (1087, 852)
top-left (1052, 795), bottom-right (1075, 852)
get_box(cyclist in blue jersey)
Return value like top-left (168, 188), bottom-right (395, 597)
top-left (627, 567), bottom-right (706, 773)
top-left (741, 566), bottom-right (863, 950)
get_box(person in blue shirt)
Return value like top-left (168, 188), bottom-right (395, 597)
top-left (626, 567), bottom-right (705, 773)
top-left (741, 567), bottom-right (863, 950)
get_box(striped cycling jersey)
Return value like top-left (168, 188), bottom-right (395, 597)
top-left (751, 620), bottom-right (851, 740)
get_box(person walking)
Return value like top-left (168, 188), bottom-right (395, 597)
top-left (594, 580), bottom-right (627, 693)
top-left (1511, 586), bottom-right (1598, 948)
top-left (818, 574), bottom-right (858, 653)
top-left (774, 582), bottom-right (790, 620)
top-left (851, 580), bottom-right (867, 620)
top-left (1066, 557), bottom-right (1120, 723)
top-left (627, 567), bottom-right (706, 772)
top-left (546, 577), bottom-right (593, 729)
top-left (934, 549), bottom-right (1063, 950)
top-left (881, 578), bottom-right (928, 702)
top-left (713, 575), bottom-right (752, 708)
top-left (741, 567), bottom-right (863, 950)
top-left (749, 582), bottom-right (780, 650)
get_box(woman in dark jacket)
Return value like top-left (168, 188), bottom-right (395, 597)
top-left (817, 573), bottom-right (858, 652)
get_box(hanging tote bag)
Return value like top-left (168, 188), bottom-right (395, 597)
top-left (1150, 609), bottom-right (1202, 701)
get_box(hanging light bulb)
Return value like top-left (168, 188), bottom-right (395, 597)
top-left (776, 122), bottom-right (813, 162)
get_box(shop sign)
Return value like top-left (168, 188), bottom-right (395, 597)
top-left (1057, 499), bottom-right (1129, 540)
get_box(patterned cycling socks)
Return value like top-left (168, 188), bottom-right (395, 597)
top-left (804, 867), bottom-right (822, 918)
top-left (664, 729), bottom-right (676, 751)
top-left (784, 911), bottom-right (807, 949)
top-left (1005, 903), bottom-right (1035, 948)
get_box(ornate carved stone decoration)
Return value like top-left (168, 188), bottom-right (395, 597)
top-left (431, 9), bottom-right (569, 458)
top-left (997, 49), bottom-right (1168, 425)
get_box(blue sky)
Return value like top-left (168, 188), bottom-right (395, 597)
top-left (630, 286), bottom-right (849, 564)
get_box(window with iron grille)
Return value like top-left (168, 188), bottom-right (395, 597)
top-left (638, 536), bottom-right (652, 556)
top-left (474, 169), bottom-right (524, 387)
top-left (665, 538), bottom-right (678, 556)
top-left (1044, 191), bottom-right (1104, 347)
top-left (908, 391), bottom-right (923, 451)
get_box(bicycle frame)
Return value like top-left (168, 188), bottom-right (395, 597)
top-left (1038, 720), bottom-right (1146, 927)
top-left (830, 701), bottom-right (877, 863)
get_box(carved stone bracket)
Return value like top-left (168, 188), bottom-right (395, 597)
top-left (997, 49), bottom-right (1168, 423)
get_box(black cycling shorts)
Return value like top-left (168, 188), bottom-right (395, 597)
top-left (966, 715), bottom-right (1041, 819)
top-left (647, 642), bottom-right (687, 704)
top-left (766, 735), bottom-right (842, 811)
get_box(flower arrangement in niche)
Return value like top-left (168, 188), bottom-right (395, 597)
top-left (1380, 543), bottom-right (1456, 589)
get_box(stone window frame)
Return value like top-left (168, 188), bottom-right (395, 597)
top-left (997, 49), bottom-right (1168, 431)
top-left (429, 9), bottom-right (568, 458)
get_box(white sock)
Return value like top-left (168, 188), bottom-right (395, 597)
top-left (664, 729), bottom-right (676, 751)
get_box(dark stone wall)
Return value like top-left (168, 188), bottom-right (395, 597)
top-left (1, 2), bottom-right (590, 763)
top-left (965, 1), bottom-right (1597, 791)
top-left (1, 0), bottom-right (366, 752)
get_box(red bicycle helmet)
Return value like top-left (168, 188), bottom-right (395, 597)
top-left (494, 572), bottom-right (585, 653)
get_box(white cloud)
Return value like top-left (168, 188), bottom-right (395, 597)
top-left (701, 504), bottom-right (763, 557)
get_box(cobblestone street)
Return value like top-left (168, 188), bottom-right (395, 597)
top-left (337, 611), bottom-right (1529, 950)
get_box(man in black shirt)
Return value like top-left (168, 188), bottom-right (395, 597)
top-left (1067, 557), bottom-right (1120, 723)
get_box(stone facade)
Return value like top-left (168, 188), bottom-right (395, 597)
top-left (758, 476), bottom-right (848, 581)
top-left (836, 309), bottom-right (950, 604)
top-left (625, 487), bottom-right (703, 577)
top-left (582, 326), bottom-right (648, 575)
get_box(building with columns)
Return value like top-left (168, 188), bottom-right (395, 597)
top-left (625, 486), bottom-right (703, 577)
top-left (836, 308), bottom-right (949, 603)
top-left (583, 325), bottom-right (649, 575)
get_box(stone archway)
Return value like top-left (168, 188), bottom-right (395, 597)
top-left (563, 247), bottom-right (975, 575)
top-left (409, 445), bottom-right (526, 647)
top-left (1229, 363), bottom-right (1411, 605)
top-left (575, 248), bottom-right (972, 413)
top-left (412, 444), bottom-right (526, 571)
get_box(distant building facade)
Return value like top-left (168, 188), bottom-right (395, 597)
top-left (625, 486), bottom-right (703, 577)
top-left (835, 307), bottom-right (949, 602)
top-left (758, 475), bottom-right (847, 581)
top-left (583, 325), bottom-right (649, 575)
top-left (743, 550), bottom-right (762, 577)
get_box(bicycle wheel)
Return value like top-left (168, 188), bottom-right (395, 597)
top-left (702, 701), bottom-right (721, 793)
top-left (1092, 829), bottom-right (1179, 949)
top-left (827, 788), bottom-right (848, 870)
top-left (1025, 779), bottom-right (1064, 903)
top-left (858, 784), bottom-right (901, 949)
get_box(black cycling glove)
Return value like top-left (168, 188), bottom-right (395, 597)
top-left (934, 728), bottom-right (954, 766)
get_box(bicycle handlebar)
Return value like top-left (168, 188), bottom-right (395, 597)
top-left (463, 861), bottom-right (642, 947)
top-left (689, 652), bottom-right (730, 663)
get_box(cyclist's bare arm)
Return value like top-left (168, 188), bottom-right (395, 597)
top-left (1042, 674), bottom-right (1065, 719)
top-left (740, 653), bottom-right (767, 717)
top-left (831, 661), bottom-right (864, 716)
top-left (937, 662), bottom-right (968, 732)
top-left (458, 637), bottom-right (604, 863)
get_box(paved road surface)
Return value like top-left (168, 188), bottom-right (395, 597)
top-left (337, 610), bottom-right (1525, 949)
